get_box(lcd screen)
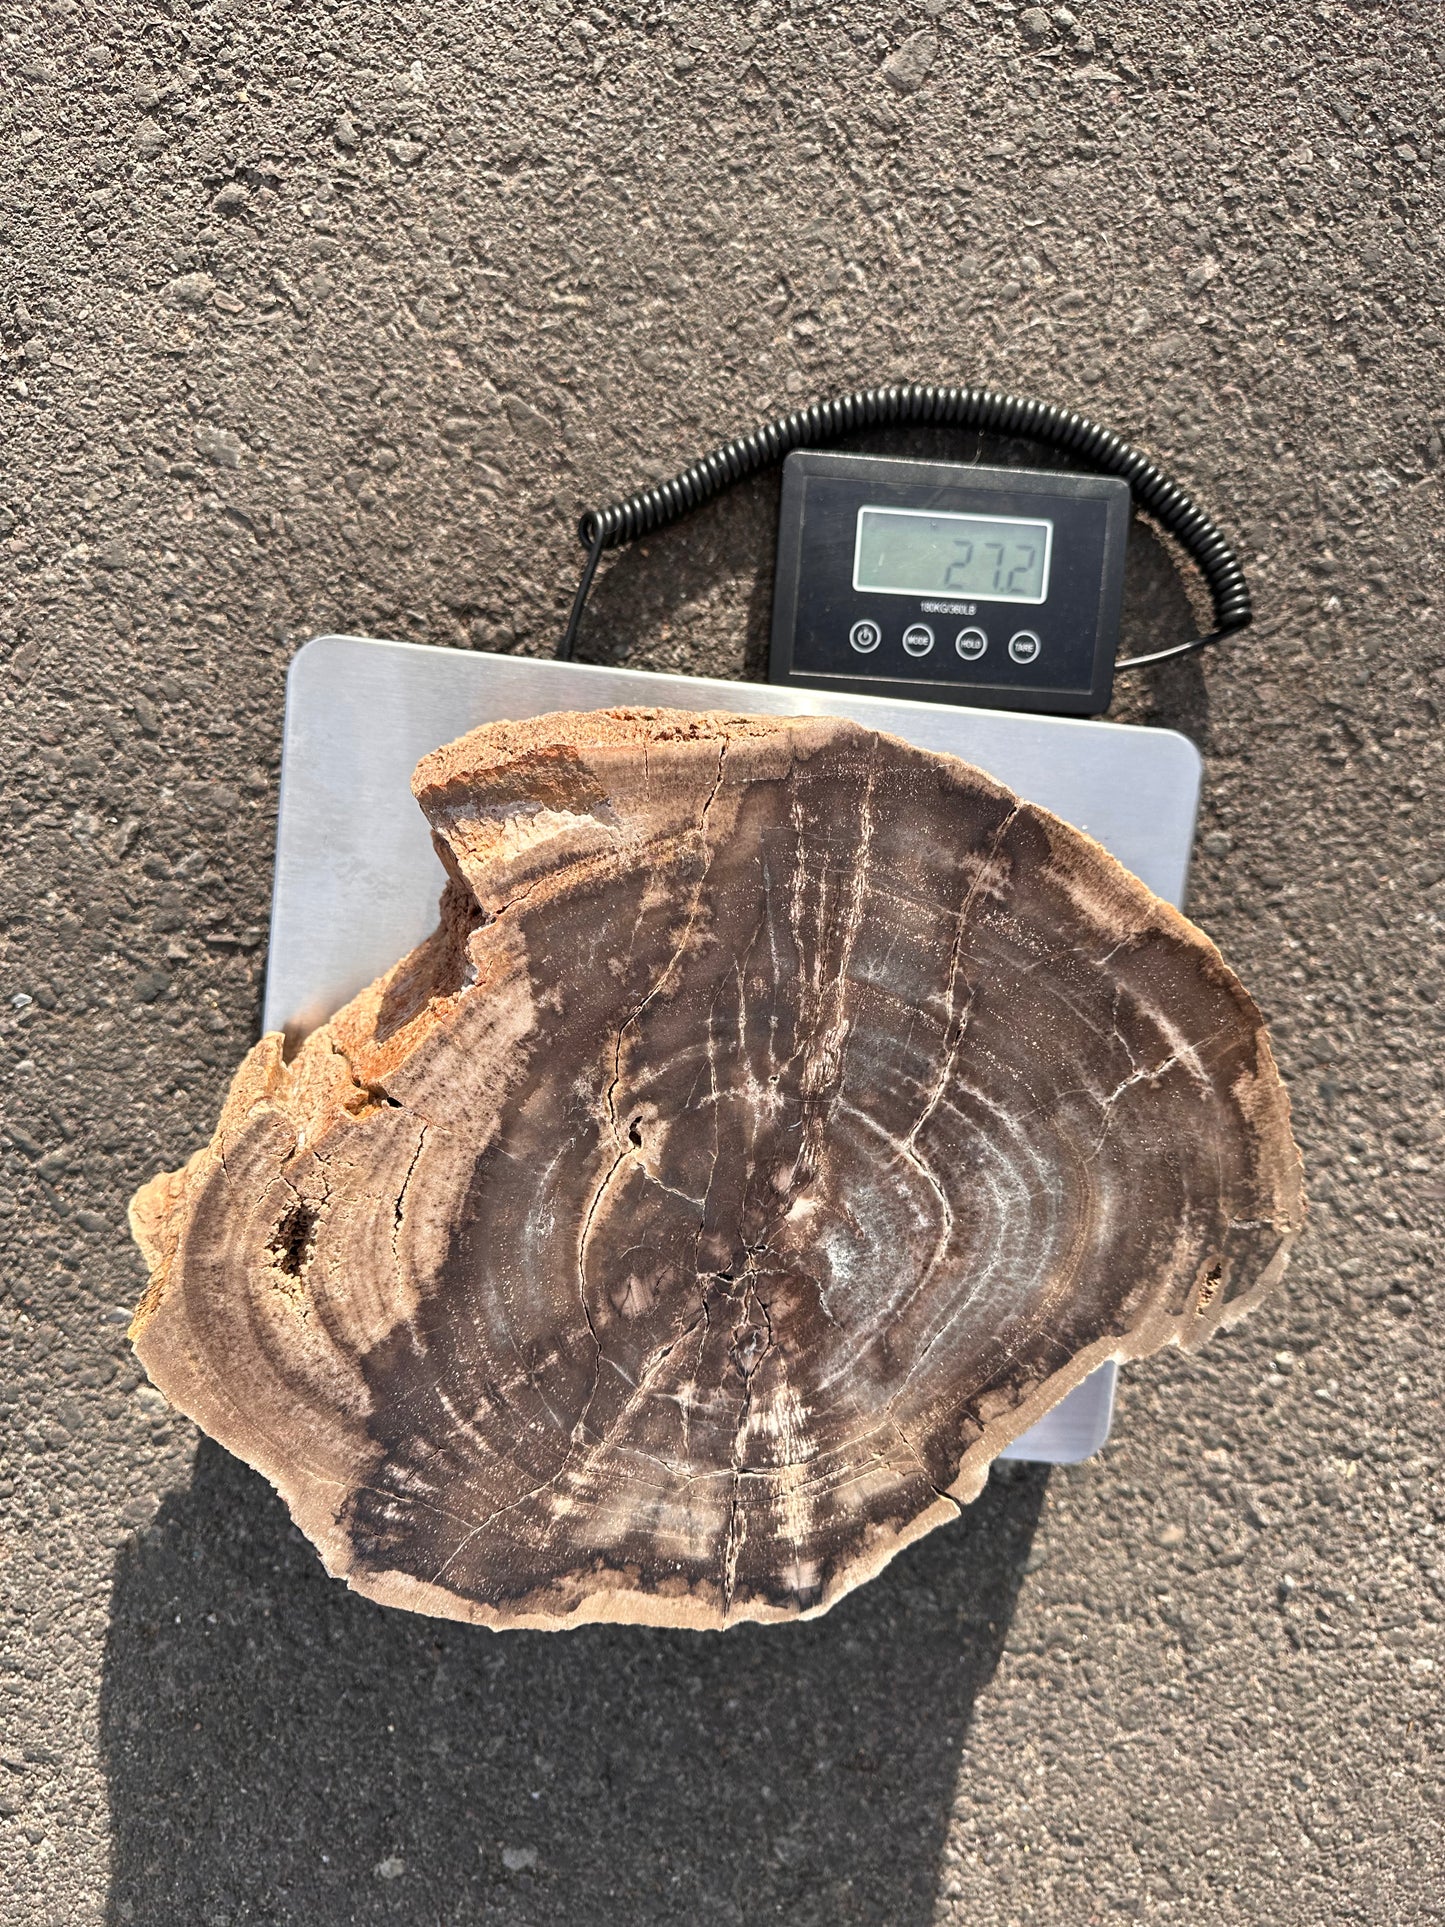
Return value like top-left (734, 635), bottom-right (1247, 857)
top-left (853, 506), bottom-right (1053, 604)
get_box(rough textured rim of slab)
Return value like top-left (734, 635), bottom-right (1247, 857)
top-left (129, 706), bottom-right (1305, 1632)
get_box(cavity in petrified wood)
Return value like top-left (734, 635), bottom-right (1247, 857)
top-left (128, 707), bottom-right (1304, 1631)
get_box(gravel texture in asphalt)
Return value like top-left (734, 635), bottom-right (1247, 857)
top-left (2, 3), bottom-right (1442, 1924)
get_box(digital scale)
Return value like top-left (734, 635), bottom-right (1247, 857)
top-left (269, 385), bottom-right (1245, 1466)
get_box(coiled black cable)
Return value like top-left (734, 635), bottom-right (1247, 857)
top-left (557, 382), bottom-right (1252, 675)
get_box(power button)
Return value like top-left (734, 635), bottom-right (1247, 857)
top-left (849, 619), bottom-right (882, 654)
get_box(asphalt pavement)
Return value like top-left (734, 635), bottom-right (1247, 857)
top-left (1, 3), bottom-right (1442, 1923)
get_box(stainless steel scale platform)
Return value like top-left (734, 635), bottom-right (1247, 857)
top-left (266, 634), bottom-right (1202, 1465)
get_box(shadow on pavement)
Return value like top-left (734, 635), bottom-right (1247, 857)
top-left (572, 466), bottom-right (781, 675)
top-left (101, 1437), bottom-right (1046, 1927)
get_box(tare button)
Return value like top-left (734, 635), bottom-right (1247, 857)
top-left (1008, 630), bottom-right (1042, 665)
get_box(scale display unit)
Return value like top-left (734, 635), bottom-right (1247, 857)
top-left (268, 635), bottom-right (1203, 1464)
top-left (768, 451), bottom-right (1130, 715)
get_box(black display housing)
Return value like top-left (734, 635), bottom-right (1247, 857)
top-left (767, 451), bottom-right (1130, 716)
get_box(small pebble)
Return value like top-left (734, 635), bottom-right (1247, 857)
top-left (166, 272), bottom-right (214, 309)
top-left (502, 394), bottom-right (551, 442)
top-left (374, 1855), bottom-right (405, 1880)
top-left (196, 424), bottom-right (245, 469)
top-left (882, 31), bottom-right (938, 96)
top-left (502, 1847), bottom-right (537, 1872)
top-left (1019, 7), bottom-right (1052, 43)
top-left (1187, 255), bottom-right (1222, 292)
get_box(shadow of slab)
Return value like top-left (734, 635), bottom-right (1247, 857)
top-left (101, 1438), bottom-right (1046, 1927)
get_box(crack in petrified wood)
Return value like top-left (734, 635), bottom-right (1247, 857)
top-left (128, 707), bottom-right (1305, 1632)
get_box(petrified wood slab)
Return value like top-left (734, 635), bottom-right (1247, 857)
top-left (129, 707), bottom-right (1304, 1630)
